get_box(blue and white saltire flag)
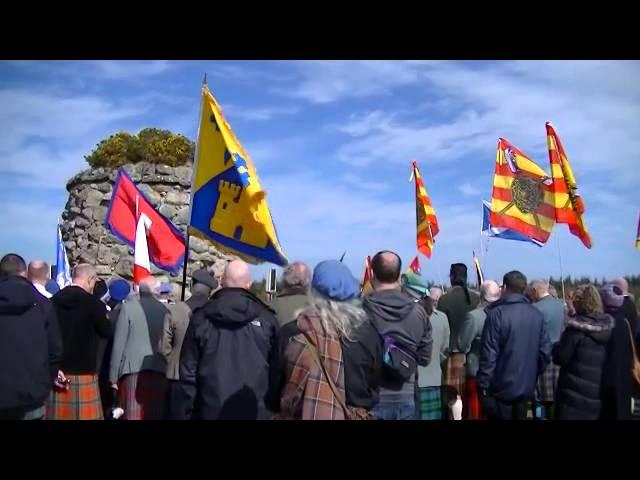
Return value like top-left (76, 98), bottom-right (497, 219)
top-left (56, 224), bottom-right (72, 289)
top-left (482, 201), bottom-right (544, 247)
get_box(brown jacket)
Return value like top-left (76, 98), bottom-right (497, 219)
top-left (160, 302), bottom-right (192, 380)
top-left (279, 309), bottom-right (346, 420)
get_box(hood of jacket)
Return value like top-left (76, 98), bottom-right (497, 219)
top-left (363, 288), bottom-right (415, 323)
top-left (0, 275), bottom-right (39, 316)
top-left (204, 288), bottom-right (274, 327)
top-left (52, 285), bottom-right (91, 310)
top-left (566, 313), bottom-right (614, 343)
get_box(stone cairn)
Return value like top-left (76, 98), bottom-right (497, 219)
top-left (61, 162), bottom-right (234, 299)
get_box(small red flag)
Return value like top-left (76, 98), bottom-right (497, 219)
top-left (408, 256), bottom-right (421, 274)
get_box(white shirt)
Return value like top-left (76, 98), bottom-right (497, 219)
top-left (33, 282), bottom-right (52, 299)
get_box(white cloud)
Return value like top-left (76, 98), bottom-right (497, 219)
top-left (341, 173), bottom-right (389, 192)
top-left (223, 104), bottom-right (299, 122)
top-left (5, 60), bottom-right (175, 81)
top-left (89, 60), bottom-right (173, 79)
top-left (457, 182), bottom-right (481, 196)
top-left (275, 61), bottom-right (428, 104)
top-left (0, 88), bottom-right (148, 187)
top-left (331, 61), bottom-right (640, 186)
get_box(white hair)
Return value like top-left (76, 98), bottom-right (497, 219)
top-left (296, 289), bottom-right (367, 341)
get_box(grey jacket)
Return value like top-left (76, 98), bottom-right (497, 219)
top-left (534, 295), bottom-right (565, 344)
top-left (160, 302), bottom-right (192, 381)
top-left (270, 291), bottom-right (308, 327)
top-left (418, 309), bottom-right (450, 388)
top-left (458, 305), bottom-right (487, 377)
top-left (363, 289), bottom-right (431, 394)
top-left (109, 293), bottom-right (169, 384)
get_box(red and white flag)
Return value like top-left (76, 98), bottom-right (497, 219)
top-left (133, 196), bottom-right (153, 285)
top-left (408, 256), bottom-right (421, 274)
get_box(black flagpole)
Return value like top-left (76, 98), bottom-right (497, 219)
top-left (181, 73), bottom-right (207, 301)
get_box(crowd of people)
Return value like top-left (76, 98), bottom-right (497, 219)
top-left (0, 250), bottom-right (638, 421)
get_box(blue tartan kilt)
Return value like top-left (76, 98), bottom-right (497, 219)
top-left (536, 363), bottom-right (560, 403)
top-left (418, 387), bottom-right (443, 420)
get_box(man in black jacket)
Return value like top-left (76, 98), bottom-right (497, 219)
top-left (48, 264), bottom-right (111, 420)
top-left (174, 259), bottom-right (279, 420)
top-left (0, 254), bottom-right (62, 420)
top-left (363, 251), bottom-right (432, 420)
top-left (477, 271), bottom-right (551, 420)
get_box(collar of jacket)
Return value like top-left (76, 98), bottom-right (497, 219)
top-left (212, 287), bottom-right (275, 312)
top-left (489, 292), bottom-right (529, 309)
top-left (567, 314), bottom-right (614, 333)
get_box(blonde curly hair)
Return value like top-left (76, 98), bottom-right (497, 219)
top-left (571, 284), bottom-right (604, 316)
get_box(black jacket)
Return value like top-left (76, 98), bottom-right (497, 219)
top-left (52, 286), bottom-right (111, 374)
top-left (186, 292), bottom-right (209, 315)
top-left (477, 293), bottom-right (551, 402)
top-left (174, 288), bottom-right (279, 420)
top-left (600, 307), bottom-right (633, 420)
top-left (553, 314), bottom-right (614, 420)
top-left (0, 276), bottom-right (63, 410)
top-left (342, 320), bottom-right (383, 409)
top-left (363, 289), bottom-right (431, 391)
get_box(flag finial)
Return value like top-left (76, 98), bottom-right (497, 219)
top-left (203, 73), bottom-right (207, 86)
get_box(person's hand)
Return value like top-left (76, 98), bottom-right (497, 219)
top-left (54, 370), bottom-right (69, 390)
top-left (112, 383), bottom-right (118, 391)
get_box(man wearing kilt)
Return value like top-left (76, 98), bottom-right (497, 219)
top-left (48, 264), bottom-right (112, 420)
top-left (529, 280), bottom-right (565, 420)
top-left (401, 272), bottom-right (451, 420)
top-left (459, 280), bottom-right (501, 419)
top-left (438, 264), bottom-right (480, 401)
top-left (109, 277), bottom-right (169, 420)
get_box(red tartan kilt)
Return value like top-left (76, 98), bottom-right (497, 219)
top-left (464, 376), bottom-right (482, 420)
top-left (445, 353), bottom-right (467, 396)
top-left (118, 371), bottom-right (168, 420)
top-left (46, 374), bottom-right (103, 420)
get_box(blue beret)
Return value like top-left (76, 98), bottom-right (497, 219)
top-left (312, 260), bottom-right (359, 302)
top-left (109, 279), bottom-right (131, 302)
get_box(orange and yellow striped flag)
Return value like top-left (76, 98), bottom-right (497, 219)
top-left (490, 138), bottom-right (555, 244)
top-left (411, 160), bottom-right (439, 258)
top-left (546, 122), bottom-right (592, 249)
top-left (361, 255), bottom-right (373, 294)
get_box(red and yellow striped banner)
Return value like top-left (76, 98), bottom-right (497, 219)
top-left (412, 160), bottom-right (439, 258)
top-left (636, 211), bottom-right (640, 250)
top-left (490, 138), bottom-right (555, 244)
top-left (361, 255), bottom-right (373, 294)
top-left (546, 122), bottom-right (592, 249)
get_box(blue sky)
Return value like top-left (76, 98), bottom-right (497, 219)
top-left (0, 60), bottom-right (639, 284)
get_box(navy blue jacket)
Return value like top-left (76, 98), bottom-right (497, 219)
top-left (173, 288), bottom-right (279, 420)
top-left (0, 276), bottom-right (63, 410)
top-left (477, 293), bottom-right (551, 402)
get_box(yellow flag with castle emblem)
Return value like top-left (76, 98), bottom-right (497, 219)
top-left (189, 85), bottom-right (288, 265)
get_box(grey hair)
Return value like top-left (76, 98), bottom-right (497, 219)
top-left (138, 277), bottom-right (160, 296)
top-left (297, 289), bottom-right (367, 341)
top-left (282, 261), bottom-right (311, 292)
top-left (530, 279), bottom-right (549, 295)
top-left (72, 263), bottom-right (96, 281)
